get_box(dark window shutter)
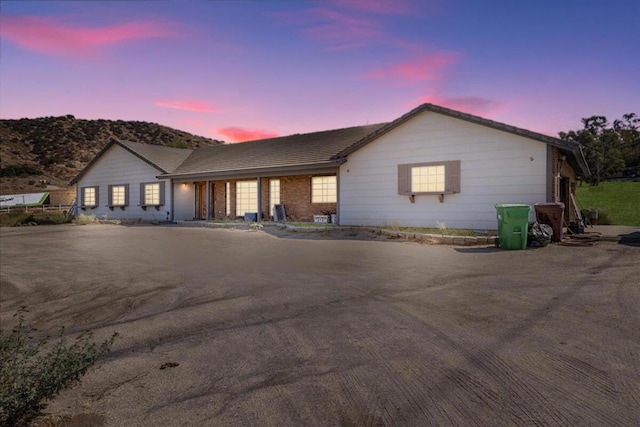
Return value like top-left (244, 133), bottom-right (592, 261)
top-left (446, 160), bottom-right (461, 193)
top-left (124, 184), bottom-right (130, 206)
top-left (80, 187), bottom-right (86, 206)
top-left (159, 181), bottom-right (166, 206)
top-left (108, 185), bottom-right (113, 206)
top-left (94, 186), bottom-right (99, 207)
top-left (140, 183), bottom-right (146, 205)
top-left (398, 164), bottom-right (410, 194)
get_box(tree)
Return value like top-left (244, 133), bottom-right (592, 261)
top-left (560, 115), bottom-right (634, 185)
top-left (613, 113), bottom-right (640, 173)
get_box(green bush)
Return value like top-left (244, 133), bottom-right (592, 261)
top-left (0, 308), bottom-right (117, 426)
top-left (0, 165), bottom-right (43, 177)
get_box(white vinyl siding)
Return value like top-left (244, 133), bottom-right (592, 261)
top-left (339, 110), bottom-right (546, 229)
top-left (236, 180), bottom-right (257, 217)
top-left (312, 176), bottom-right (337, 203)
top-left (269, 179), bottom-right (280, 218)
top-left (76, 144), bottom-right (173, 220)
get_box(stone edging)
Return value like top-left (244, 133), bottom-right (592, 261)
top-left (173, 221), bottom-right (497, 246)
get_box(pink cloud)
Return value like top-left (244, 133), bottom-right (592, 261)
top-left (338, 0), bottom-right (415, 15)
top-left (217, 127), bottom-right (279, 143)
top-left (155, 100), bottom-right (219, 113)
top-left (0, 15), bottom-right (173, 59)
top-left (275, 7), bottom-right (382, 50)
top-left (417, 95), bottom-right (504, 117)
top-left (364, 52), bottom-right (461, 83)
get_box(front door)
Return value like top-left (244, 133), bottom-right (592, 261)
top-left (194, 182), bottom-right (206, 220)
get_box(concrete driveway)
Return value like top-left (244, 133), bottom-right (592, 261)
top-left (1, 224), bottom-right (639, 426)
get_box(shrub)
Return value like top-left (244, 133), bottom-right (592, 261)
top-left (74, 214), bottom-right (99, 225)
top-left (0, 165), bottom-right (43, 178)
top-left (595, 208), bottom-right (613, 225)
top-left (0, 213), bottom-right (35, 227)
top-left (0, 212), bottom-right (70, 227)
top-left (0, 308), bottom-right (117, 426)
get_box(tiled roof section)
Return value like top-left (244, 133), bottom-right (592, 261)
top-left (333, 103), bottom-right (590, 177)
top-left (117, 140), bottom-right (193, 173)
top-left (166, 123), bottom-right (388, 177)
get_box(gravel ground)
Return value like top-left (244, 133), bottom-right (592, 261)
top-left (1, 224), bottom-right (639, 426)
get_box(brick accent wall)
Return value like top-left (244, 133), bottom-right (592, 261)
top-left (205, 175), bottom-right (337, 221)
top-left (277, 175), bottom-right (336, 222)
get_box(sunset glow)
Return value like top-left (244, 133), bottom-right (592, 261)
top-left (218, 127), bottom-right (280, 143)
top-left (1, 1), bottom-right (637, 143)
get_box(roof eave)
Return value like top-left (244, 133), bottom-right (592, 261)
top-left (158, 160), bottom-right (345, 181)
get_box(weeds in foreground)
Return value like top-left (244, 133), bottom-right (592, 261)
top-left (0, 212), bottom-right (69, 227)
top-left (0, 307), bottom-right (118, 426)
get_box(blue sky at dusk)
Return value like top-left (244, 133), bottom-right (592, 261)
top-left (1, 0), bottom-right (638, 142)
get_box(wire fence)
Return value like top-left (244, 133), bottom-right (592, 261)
top-left (0, 204), bottom-right (75, 213)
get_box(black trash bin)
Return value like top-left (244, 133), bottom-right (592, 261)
top-left (534, 202), bottom-right (565, 242)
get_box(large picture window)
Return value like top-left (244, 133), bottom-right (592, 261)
top-left (411, 165), bottom-right (445, 193)
top-left (311, 176), bottom-right (337, 203)
top-left (236, 180), bottom-right (257, 217)
top-left (398, 161), bottom-right (461, 195)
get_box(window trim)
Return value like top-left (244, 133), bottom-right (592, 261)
top-left (80, 186), bottom-right (99, 209)
top-left (311, 175), bottom-right (337, 204)
top-left (139, 181), bottom-right (165, 210)
top-left (108, 183), bottom-right (129, 210)
top-left (398, 160), bottom-right (461, 196)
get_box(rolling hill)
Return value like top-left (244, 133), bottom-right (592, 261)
top-left (0, 115), bottom-right (223, 194)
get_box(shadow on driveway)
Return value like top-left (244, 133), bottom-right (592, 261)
top-left (619, 231), bottom-right (640, 246)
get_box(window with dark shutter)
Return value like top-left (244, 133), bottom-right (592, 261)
top-left (140, 182), bottom-right (165, 209)
top-left (108, 184), bottom-right (128, 208)
top-left (80, 186), bottom-right (99, 208)
top-left (397, 160), bottom-right (461, 197)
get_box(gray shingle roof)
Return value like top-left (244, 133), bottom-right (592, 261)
top-left (117, 140), bottom-right (193, 173)
top-left (162, 123), bottom-right (388, 178)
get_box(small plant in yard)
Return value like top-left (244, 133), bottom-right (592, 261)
top-left (250, 222), bottom-right (264, 231)
top-left (436, 220), bottom-right (447, 235)
top-left (73, 214), bottom-right (99, 225)
top-left (0, 307), bottom-right (118, 426)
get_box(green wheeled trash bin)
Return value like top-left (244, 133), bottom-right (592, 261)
top-left (495, 204), bottom-right (531, 250)
top-left (534, 202), bottom-right (565, 242)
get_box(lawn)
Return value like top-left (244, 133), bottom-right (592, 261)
top-left (575, 181), bottom-right (640, 226)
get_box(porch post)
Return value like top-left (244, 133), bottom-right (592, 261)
top-left (256, 177), bottom-right (262, 222)
top-left (170, 179), bottom-right (174, 221)
top-left (205, 180), bottom-right (211, 220)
